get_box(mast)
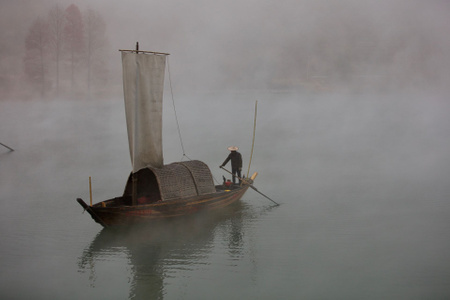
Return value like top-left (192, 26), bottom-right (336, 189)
top-left (131, 42), bottom-right (139, 206)
top-left (120, 42), bottom-right (169, 205)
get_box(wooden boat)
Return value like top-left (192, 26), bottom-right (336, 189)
top-left (77, 161), bottom-right (252, 227)
top-left (76, 46), bottom-right (254, 227)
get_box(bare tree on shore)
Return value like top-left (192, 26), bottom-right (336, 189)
top-left (84, 8), bottom-right (108, 99)
top-left (64, 4), bottom-right (85, 94)
top-left (47, 4), bottom-right (65, 97)
top-left (23, 17), bottom-right (49, 98)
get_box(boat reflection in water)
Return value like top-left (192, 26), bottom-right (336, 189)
top-left (78, 201), bottom-right (249, 299)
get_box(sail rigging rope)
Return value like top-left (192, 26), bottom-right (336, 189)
top-left (167, 57), bottom-right (222, 185)
top-left (167, 57), bottom-right (190, 161)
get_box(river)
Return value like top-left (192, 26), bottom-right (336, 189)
top-left (1, 91), bottom-right (449, 299)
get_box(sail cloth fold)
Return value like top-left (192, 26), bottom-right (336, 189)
top-left (121, 51), bottom-right (167, 172)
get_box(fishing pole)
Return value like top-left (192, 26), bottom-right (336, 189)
top-left (0, 143), bottom-right (14, 152)
top-left (220, 166), bottom-right (279, 206)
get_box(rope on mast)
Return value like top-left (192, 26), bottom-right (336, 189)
top-left (166, 58), bottom-right (222, 184)
top-left (167, 56), bottom-right (189, 161)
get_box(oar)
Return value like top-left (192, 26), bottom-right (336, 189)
top-left (220, 166), bottom-right (279, 206)
top-left (0, 143), bottom-right (14, 151)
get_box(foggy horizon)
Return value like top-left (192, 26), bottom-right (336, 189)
top-left (2, 1), bottom-right (450, 298)
top-left (1, 0), bottom-right (450, 99)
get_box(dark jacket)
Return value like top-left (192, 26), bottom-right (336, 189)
top-left (221, 151), bottom-right (242, 169)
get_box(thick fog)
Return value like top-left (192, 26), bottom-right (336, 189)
top-left (98, 0), bottom-right (450, 92)
top-left (1, 0), bottom-right (450, 201)
top-left (1, 0), bottom-right (450, 97)
top-left (2, 1), bottom-right (450, 298)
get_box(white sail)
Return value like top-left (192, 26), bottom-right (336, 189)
top-left (121, 51), bottom-right (167, 172)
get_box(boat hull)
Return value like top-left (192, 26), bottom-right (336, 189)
top-left (77, 185), bottom-right (249, 227)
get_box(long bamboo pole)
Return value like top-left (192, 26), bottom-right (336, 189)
top-left (221, 166), bottom-right (279, 206)
top-left (247, 100), bottom-right (257, 178)
top-left (0, 143), bottom-right (14, 151)
top-left (89, 176), bottom-right (93, 206)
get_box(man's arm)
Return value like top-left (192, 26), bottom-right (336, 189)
top-left (221, 154), bottom-right (231, 167)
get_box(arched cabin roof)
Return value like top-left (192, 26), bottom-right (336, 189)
top-left (123, 160), bottom-right (216, 201)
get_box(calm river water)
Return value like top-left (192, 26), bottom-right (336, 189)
top-left (1, 91), bottom-right (450, 299)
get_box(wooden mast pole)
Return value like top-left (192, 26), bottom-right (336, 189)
top-left (131, 41), bottom-right (139, 206)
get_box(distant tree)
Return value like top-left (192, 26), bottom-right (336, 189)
top-left (23, 17), bottom-right (50, 97)
top-left (64, 4), bottom-right (84, 93)
top-left (47, 4), bottom-right (65, 96)
top-left (84, 9), bottom-right (108, 98)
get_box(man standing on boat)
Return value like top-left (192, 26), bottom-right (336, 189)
top-left (221, 146), bottom-right (243, 185)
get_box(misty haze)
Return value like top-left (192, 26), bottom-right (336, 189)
top-left (1, 0), bottom-right (450, 299)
